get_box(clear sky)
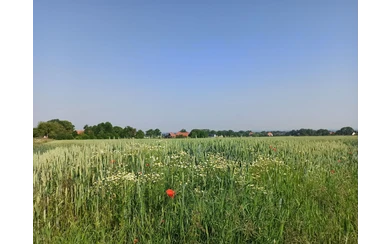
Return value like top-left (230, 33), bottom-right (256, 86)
top-left (33, 0), bottom-right (357, 132)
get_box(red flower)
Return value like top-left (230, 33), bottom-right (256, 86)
top-left (272, 148), bottom-right (277, 152)
top-left (337, 160), bottom-right (341, 163)
top-left (146, 163), bottom-right (150, 167)
top-left (166, 189), bottom-right (175, 199)
top-left (133, 239), bottom-right (139, 244)
top-left (330, 170), bottom-right (335, 174)
top-left (110, 160), bottom-right (116, 164)
top-left (138, 172), bottom-right (142, 175)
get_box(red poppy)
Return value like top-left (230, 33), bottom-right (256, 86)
top-left (133, 239), bottom-right (139, 244)
top-left (337, 160), bottom-right (341, 163)
top-left (110, 160), bottom-right (116, 164)
top-left (330, 170), bottom-right (335, 174)
top-left (272, 148), bottom-right (277, 152)
top-left (146, 163), bottom-right (150, 167)
top-left (166, 189), bottom-right (175, 199)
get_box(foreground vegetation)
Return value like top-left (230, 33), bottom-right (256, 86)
top-left (33, 136), bottom-right (358, 243)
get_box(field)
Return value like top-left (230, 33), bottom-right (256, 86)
top-left (33, 136), bottom-right (358, 243)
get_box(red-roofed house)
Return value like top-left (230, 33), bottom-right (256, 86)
top-left (165, 131), bottom-right (190, 138)
top-left (167, 132), bottom-right (176, 138)
top-left (175, 131), bottom-right (190, 138)
top-left (76, 130), bottom-right (84, 135)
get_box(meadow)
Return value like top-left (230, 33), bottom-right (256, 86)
top-left (33, 136), bottom-right (358, 243)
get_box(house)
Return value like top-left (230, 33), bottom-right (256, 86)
top-left (175, 131), bottom-right (190, 138)
top-left (167, 132), bottom-right (176, 138)
top-left (209, 134), bottom-right (217, 138)
top-left (76, 130), bottom-right (84, 135)
top-left (329, 131), bottom-right (336, 135)
top-left (165, 131), bottom-right (190, 138)
top-left (352, 132), bottom-right (356, 136)
top-left (249, 132), bottom-right (254, 136)
top-left (267, 132), bottom-right (273, 137)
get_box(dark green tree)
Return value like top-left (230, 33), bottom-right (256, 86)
top-left (316, 129), bottom-right (330, 136)
top-left (336, 126), bottom-right (355, 135)
top-left (33, 128), bottom-right (39, 138)
top-left (48, 119), bottom-right (75, 134)
top-left (135, 130), bottom-right (145, 139)
top-left (113, 126), bottom-right (123, 138)
top-left (146, 129), bottom-right (154, 138)
top-left (36, 121), bottom-right (61, 139)
top-left (122, 126), bottom-right (136, 138)
top-left (154, 128), bottom-right (161, 137)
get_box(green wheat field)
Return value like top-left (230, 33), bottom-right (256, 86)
top-left (33, 136), bottom-right (358, 243)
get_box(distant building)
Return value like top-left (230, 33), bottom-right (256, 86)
top-left (249, 132), bottom-right (254, 136)
top-left (175, 131), bottom-right (190, 137)
top-left (352, 132), bottom-right (356, 136)
top-left (267, 132), bottom-right (273, 137)
top-left (209, 134), bottom-right (217, 138)
top-left (165, 131), bottom-right (190, 138)
top-left (166, 132), bottom-right (176, 138)
top-left (76, 130), bottom-right (84, 135)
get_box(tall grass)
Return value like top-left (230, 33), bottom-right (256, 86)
top-left (33, 137), bottom-right (358, 243)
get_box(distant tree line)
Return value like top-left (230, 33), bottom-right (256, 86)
top-left (33, 119), bottom-right (161, 140)
top-left (187, 127), bottom-right (356, 138)
top-left (33, 119), bottom-right (357, 140)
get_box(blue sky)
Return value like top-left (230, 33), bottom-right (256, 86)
top-left (34, 0), bottom-right (357, 131)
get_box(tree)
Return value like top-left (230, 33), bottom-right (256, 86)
top-left (189, 129), bottom-right (208, 138)
top-left (316, 129), bottom-right (330, 136)
top-left (48, 119), bottom-right (75, 133)
top-left (122, 126), bottom-right (136, 138)
top-left (189, 129), bottom-right (199, 138)
top-left (154, 128), bottom-right (161, 138)
top-left (298, 128), bottom-right (315, 136)
top-left (180, 129), bottom-right (187, 132)
top-left (146, 129), bottom-right (154, 138)
top-left (36, 121), bottom-right (63, 139)
top-left (135, 130), bottom-right (145, 139)
top-left (113, 126), bottom-right (124, 138)
top-left (33, 128), bottom-right (39, 138)
top-left (103, 122), bottom-right (113, 134)
top-left (94, 122), bottom-right (109, 139)
top-left (83, 125), bottom-right (95, 138)
top-left (80, 133), bottom-right (90, 139)
top-left (259, 131), bottom-right (267, 137)
top-left (336, 126), bottom-right (355, 135)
